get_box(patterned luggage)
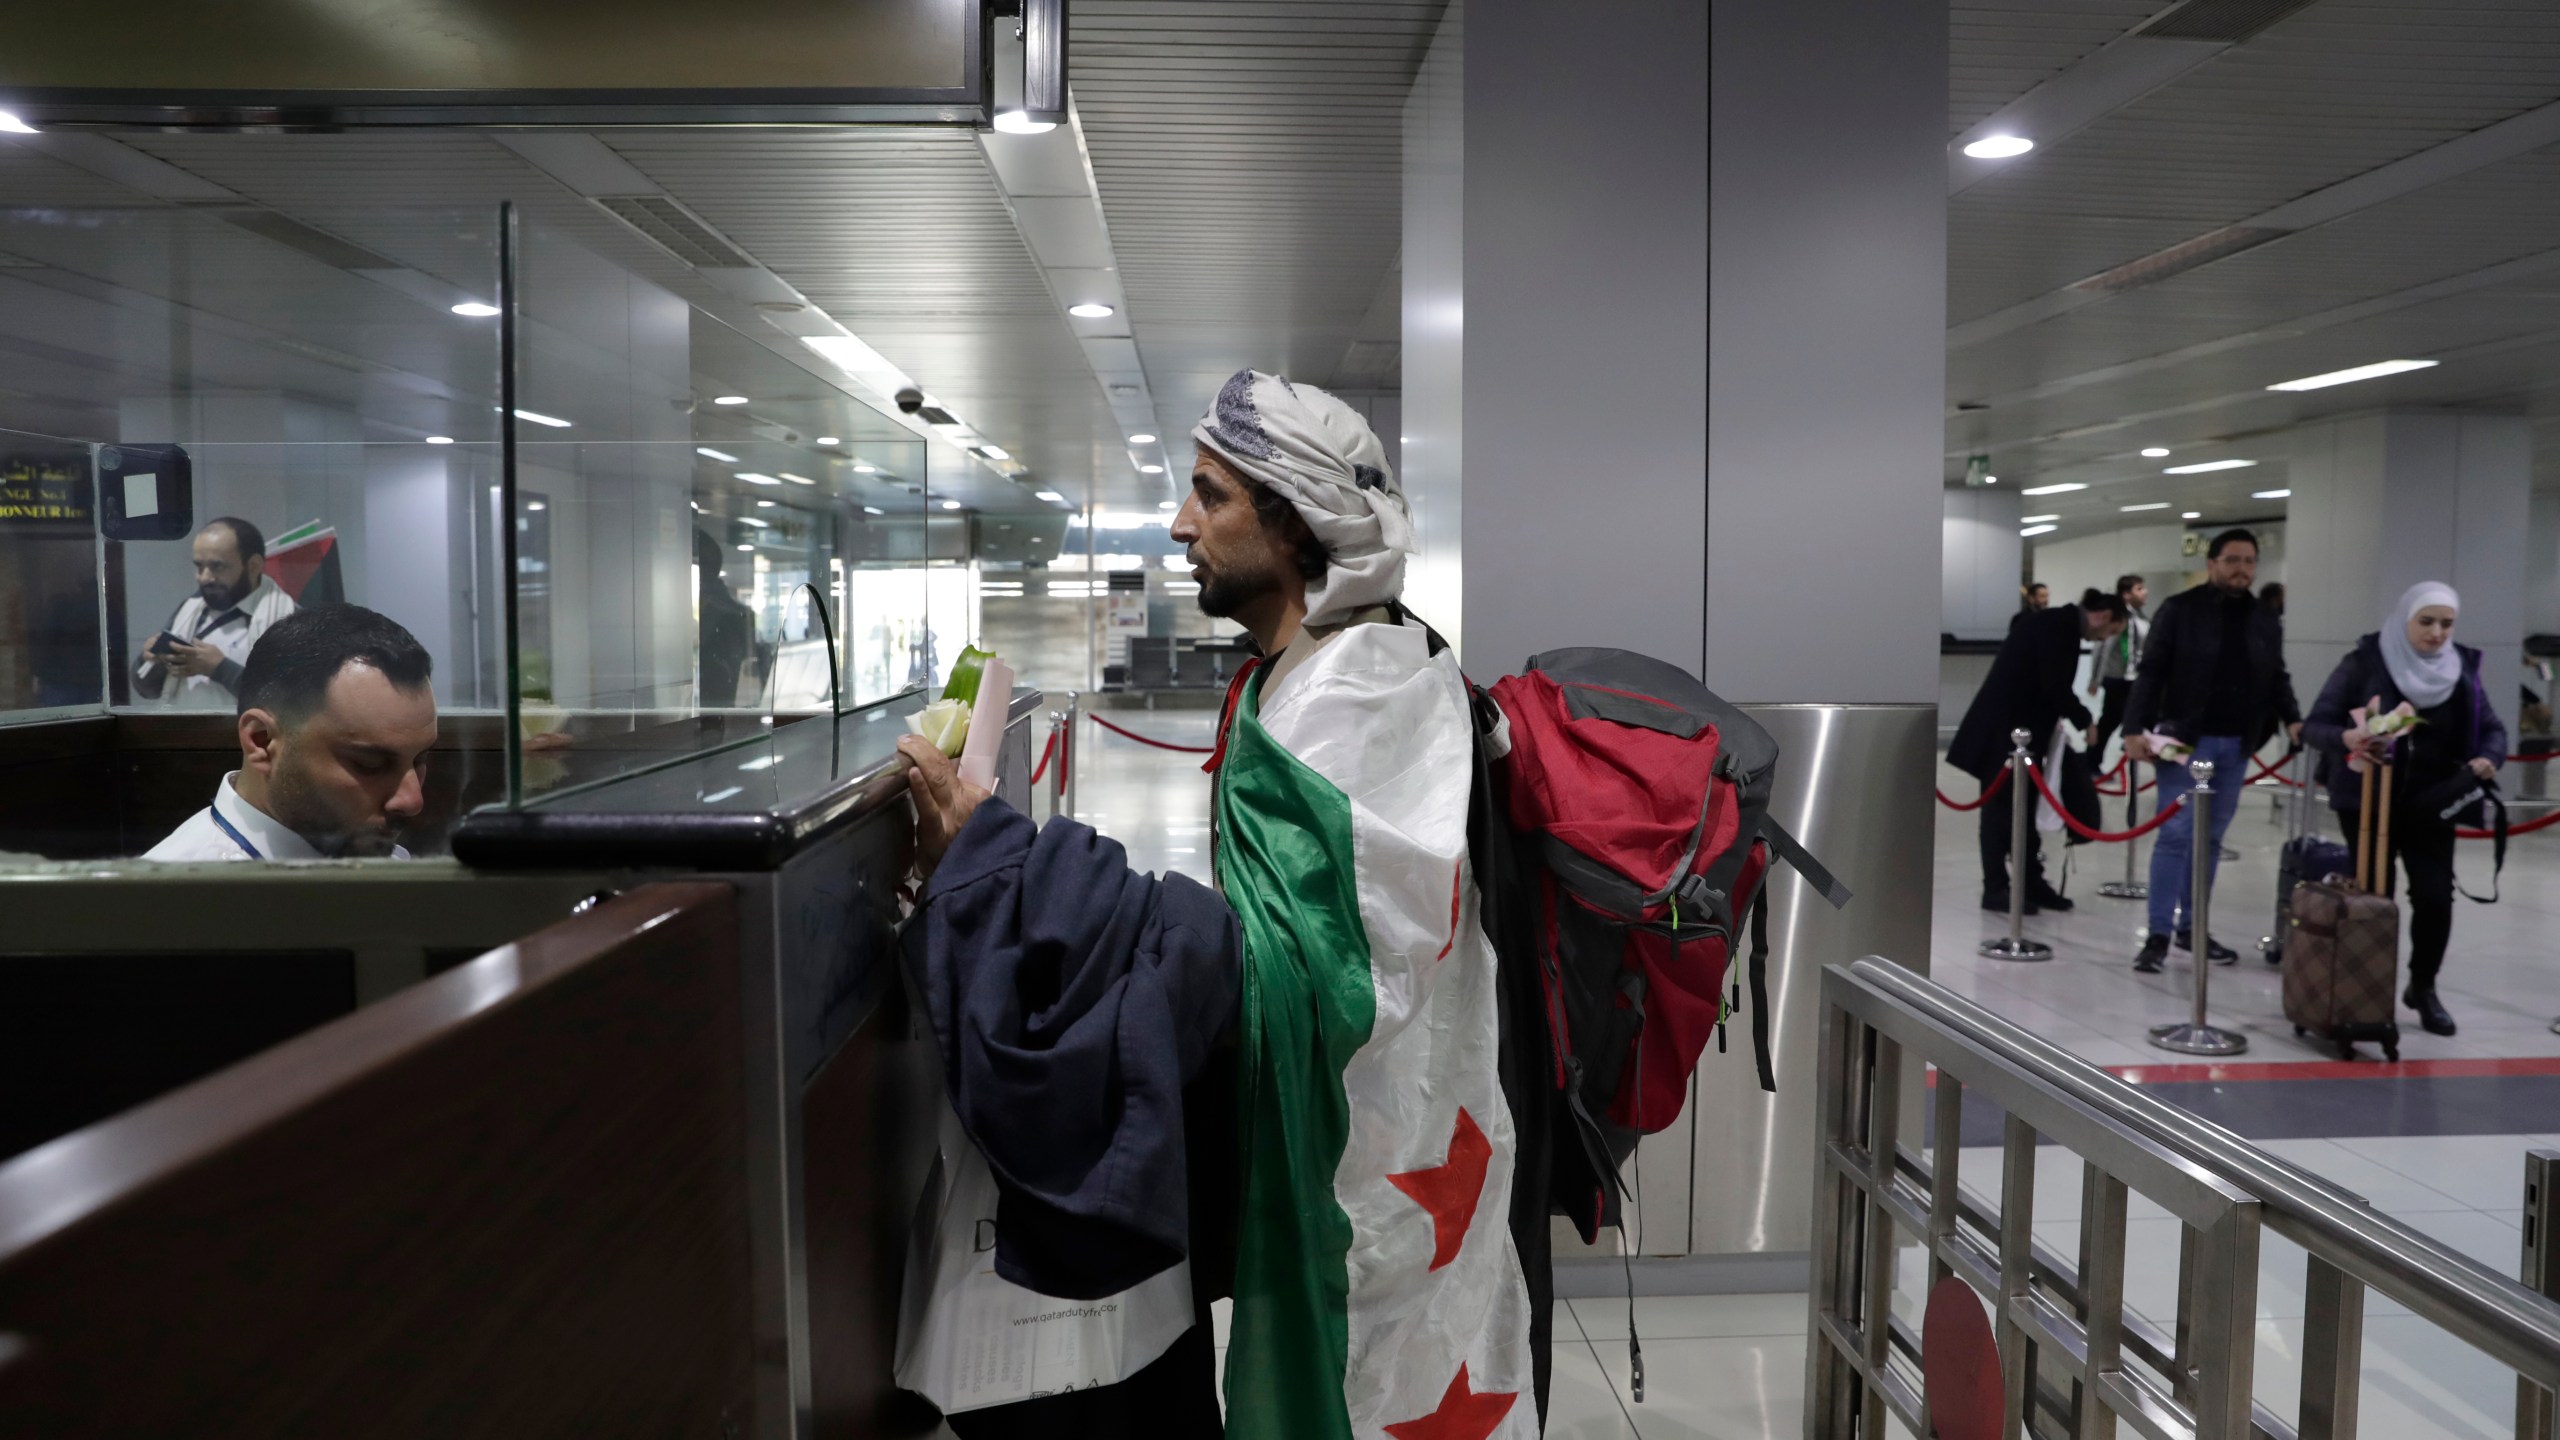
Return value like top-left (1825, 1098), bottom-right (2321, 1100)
top-left (2282, 763), bottom-right (2401, 1061)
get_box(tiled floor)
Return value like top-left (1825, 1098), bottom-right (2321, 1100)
top-left (1043, 716), bottom-right (2560, 1435)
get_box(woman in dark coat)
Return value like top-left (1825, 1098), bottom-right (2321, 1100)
top-left (2299, 582), bottom-right (2506, 1037)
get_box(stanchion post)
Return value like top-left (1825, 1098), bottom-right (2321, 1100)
top-left (2098, 756), bottom-right (2148, 900)
top-left (1981, 728), bottom-right (2054, 962)
top-left (1062, 690), bottom-right (1080, 821)
top-left (2150, 759), bottom-right (2247, 1055)
top-left (1045, 710), bottom-right (1066, 820)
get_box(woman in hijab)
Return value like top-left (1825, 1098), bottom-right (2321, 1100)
top-left (2301, 582), bottom-right (2507, 1037)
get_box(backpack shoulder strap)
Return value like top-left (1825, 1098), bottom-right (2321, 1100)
top-left (1747, 890), bottom-right (1776, 1094)
top-left (1760, 814), bottom-right (1853, 909)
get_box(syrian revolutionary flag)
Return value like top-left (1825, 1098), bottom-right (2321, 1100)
top-left (1212, 624), bottom-right (1534, 1440)
top-left (264, 519), bottom-right (344, 606)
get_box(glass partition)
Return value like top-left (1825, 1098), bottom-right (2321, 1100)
top-left (0, 200), bottom-right (1060, 862)
top-left (0, 204), bottom-right (509, 862)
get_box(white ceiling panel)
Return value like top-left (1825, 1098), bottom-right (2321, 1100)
top-left (1948, 0), bottom-right (2560, 530)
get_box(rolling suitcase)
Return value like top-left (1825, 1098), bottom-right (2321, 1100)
top-left (2282, 762), bottom-right (2401, 1061)
top-left (2266, 749), bottom-right (2352, 963)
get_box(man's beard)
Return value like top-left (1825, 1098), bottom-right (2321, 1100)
top-left (268, 754), bottom-right (400, 857)
top-left (1192, 562), bottom-right (1278, 620)
top-left (200, 575), bottom-right (252, 611)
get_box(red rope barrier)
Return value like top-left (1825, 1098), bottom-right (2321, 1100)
top-left (1935, 766), bottom-right (2010, 811)
top-left (1028, 727), bottom-right (1059, 786)
top-left (1089, 712), bottom-right (1216, 754)
top-left (2024, 763), bottom-right (2190, 843)
top-left (2461, 806), bottom-right (2560, 840)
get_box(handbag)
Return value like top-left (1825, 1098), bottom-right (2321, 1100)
top-left (2409, 770), bottom-right (2507, 903)
top-left (893, 1104), bottom-right (1196, 1414)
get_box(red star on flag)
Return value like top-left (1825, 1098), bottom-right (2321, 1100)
top-left (1387, 1107), bottom-right (1491, 1270)
top-left (1384, 1362), bottom-right (1516, 1440)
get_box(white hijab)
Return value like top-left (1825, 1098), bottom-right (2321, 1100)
top-left (1191, 369), bottom-right (1412, 626)
top-left (2380, 580), bottom-right (2462, 708)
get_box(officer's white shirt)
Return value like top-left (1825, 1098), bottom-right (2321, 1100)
top-left (138, 576), bottom-right (299, 709)
top-left (143, 771), bottom-right (411, 861)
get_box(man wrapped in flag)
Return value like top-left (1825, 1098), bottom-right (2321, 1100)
top-left (900, 371), bottom-right (1541, 1438)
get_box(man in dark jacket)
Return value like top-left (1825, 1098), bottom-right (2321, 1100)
top-left (2122, 529), bottom-right (2302, 971)
top-left (1950, 593), bottom-right (2127, 913)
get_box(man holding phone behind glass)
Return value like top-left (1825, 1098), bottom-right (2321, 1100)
top-left (133, 516), bottom-right (298, 709)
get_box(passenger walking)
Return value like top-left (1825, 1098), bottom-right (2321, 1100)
top-left (2091, 573), bottom-right (2150, 754)
top-left (2300, 582), bottom-right (2506, 1037)
top-left (2123, 529), bottom-right (2301, 972)
top-left (1948, 591), bottom-right (2127, 914)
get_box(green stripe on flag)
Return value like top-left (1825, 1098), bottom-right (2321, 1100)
top-left (1214, 672), bottom-right (1374, 1440)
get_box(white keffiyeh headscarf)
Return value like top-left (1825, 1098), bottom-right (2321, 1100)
top-left (1191, 369), bottom-right (1412, 626)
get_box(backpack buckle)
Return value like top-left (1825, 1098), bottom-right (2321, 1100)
top-left (1671, 872), bottom-right (1724, 930)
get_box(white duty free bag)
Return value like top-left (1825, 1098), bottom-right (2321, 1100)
top-left (893, 1102), bottom-right (1195, 1413)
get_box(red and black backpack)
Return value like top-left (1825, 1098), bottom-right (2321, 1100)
top-left (1476, 648), bottom-right (1851, 1242)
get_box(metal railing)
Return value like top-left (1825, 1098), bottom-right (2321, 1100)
top-left (1807, 957), bottom-right (2560, 1440)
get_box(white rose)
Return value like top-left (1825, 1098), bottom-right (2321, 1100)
top-left (910, 698), bottom-right (972, 757)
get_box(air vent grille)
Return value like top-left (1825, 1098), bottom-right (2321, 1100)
top-left (915, 405), bottom-right (958, 426)
top-left (590, 195), bottom-right (756, 270)
top-left (2070, 225), bottom-right (2290, 294)
top-left (2138, 0), bottom-right (2323, 43)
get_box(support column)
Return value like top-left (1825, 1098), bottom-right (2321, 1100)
top-left (2285, 413), bottom-right (2531, 733)
top-left (1402, 0), bottom-right (1946, 1265)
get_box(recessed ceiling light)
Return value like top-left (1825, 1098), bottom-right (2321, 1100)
top-left (779, 472), bottom-right (816, 486)
top-left (816, 435), bottom-right (841, 447)
top-left (2182, 511), bottom-right (2202, 519)
top-left (2020, 523), bottom-right (2057, 537)
top-left (2021, 514), bottom-right (2060, 524)
top-left (1139, 463), bottom-right (1165, 474)
top-left (511, 409), bottom-right (572, 428)
top-left (425, 435), bottom-right (454, 445)
top-left (739, 516), bottom-right (769, 528)
top-left (1067, 303), bottom-right (1115, 319)
top-left (756, 499), bottom-right (776, 508)
top-left (862, 505), bottom-right (885, 515)
top-left (1036, 490), bottom-right (1066, 503)
top-left (1128, 433), bottom-right (1158, 445)
top-left (2163, 459), bottom-right (2255, 474)
top-left (737, 543), bottom-right (754, 552)
top-left (940, 499), bottom-right (963, 510)
top-left (2121, 502), bottom-right (2171, 512)
top-left (993, 111), bottom-right (1057, 135)
top-left (1963, 135), bottom-right (2034, 160)
top-left (2252, 488), bottom-right (2292, 499)
top-left (2267, 359), bottom-right (2437, 392)
top-left (1982, 476), bottom-right (1997, 484)
top-left (696, 447), bottom-right (738, 463)
top-left (2140, 447), bottom-right (2171, 458)
top-left (852, 462), bottom-right (878, 474)
top-left (0, 112), bottom-right (38, 135)
top-left (712, 395), bottom-right (748, 406)
top-left (451, 301), bottom-right (501, 317)
top-left (737, 473), bottom-right (781, 485)
top-left (2019, 482), bottom-right (2086, 496)
top-left (526, 500), bottom-right (547, 512)
top-left (1158, 500), bottom-right (1178, 511)
top-left (979, 445), bottom-right (1011, 461)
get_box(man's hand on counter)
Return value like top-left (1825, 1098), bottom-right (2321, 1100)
top-left (899, 734), bottom-right (991, 882)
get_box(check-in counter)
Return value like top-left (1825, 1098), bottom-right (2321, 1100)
top-left (0, 688), bottom-right (1046, 1438)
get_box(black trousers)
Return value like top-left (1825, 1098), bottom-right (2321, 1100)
top-left (2343, 812), bottom-right (2458, 991)
top-left (2092, 677), bottom-right (2132, 753)
top-left (1979, 780), bottom-right (2047, 897)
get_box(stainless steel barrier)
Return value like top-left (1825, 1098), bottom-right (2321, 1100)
top-left (2152, 758), bottom-right (2245, 1056)
top-left (1981, 728), bottom-right (2053, 962)
top-left (1808, 958), bottom-right (2560, 1440)
top-left (2098, 757), bottom-right (2149, 901)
